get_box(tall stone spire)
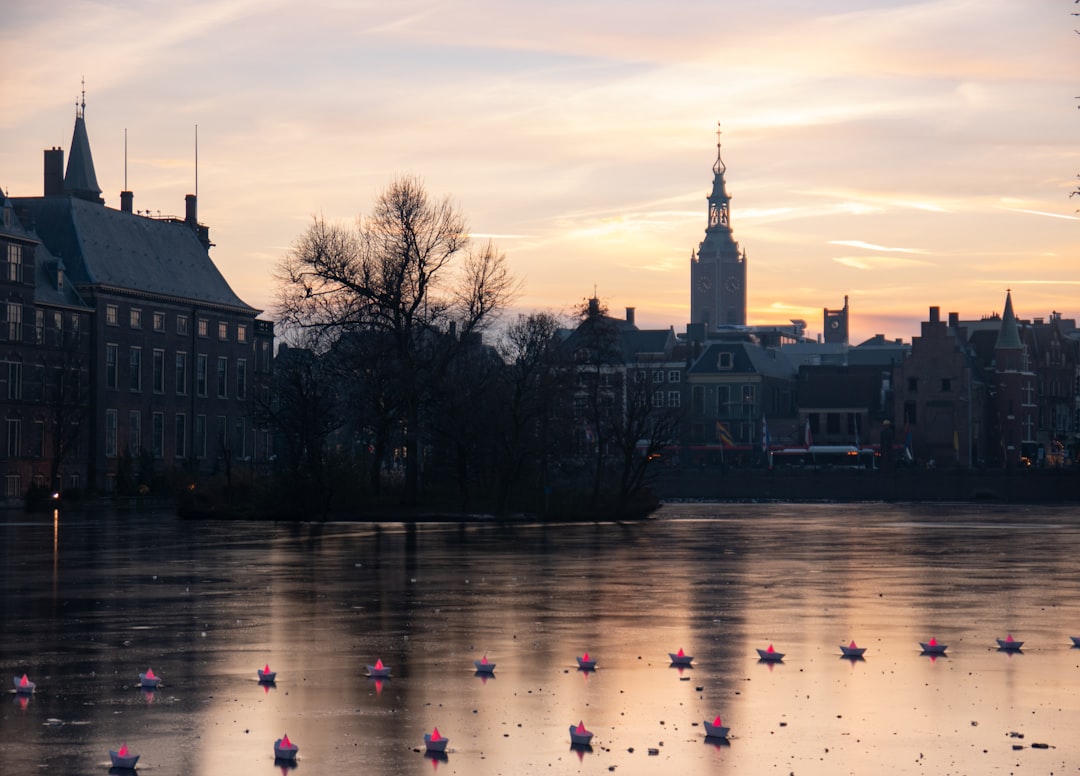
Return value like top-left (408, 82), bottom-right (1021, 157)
top-left (995, 289), bottom-right (1022, 350)
top-left (64, 84), bottom-right (104, 204)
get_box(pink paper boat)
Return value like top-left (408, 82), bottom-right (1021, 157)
top-left (257, 664), bottom-right (277, 683)
top-left (139, 668), bottom-right (160, 689)
top-left (703, 715), bottom-right (730, 738)
top-left (569, 720), bottom-right (594, 746)
top-left (756, 644), bottom-right (784, 662)
top-left (473, 655), bottom-right (496, 674)
top-left (365, 659), bottom-right (391, 678)
top-left (919, 638), bottom-right (948, 655)
top-left (840, 641), bottom-right (866, 657)
top-left (996, 635), bottom-right (1023, 651)
top-left (274, 733), bottom-right (298, 761)
top-left (109, 743), bottom-right (140, 769)
top-left (576, 653), bottom-right (597, 670)
top-left (13, 674), bottom-right (35, 694)
top-left (668, 648), bottom-right (693, 666)
top-left (424, 727), bottom-right (449, 753)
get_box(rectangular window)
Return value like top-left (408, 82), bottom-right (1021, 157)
top-left (5, 419), bottom-right (20, 457)
top-left (153, 349), bottom-right (165, 393)
top-left (635, 370), bottom-right (646, 383)
top-left (197, 318), bottom-right (208, 337)
top-left (652, 370), bottom-right (664, 383)
top-left (6, 302), bottom-right (21, 341)
top-left (718, 352), bottom-right (733, 369)
top-left (128, 410), bottom-right (141, 455)
top-left (5, 474), bottom-right (20, 498)
top-left (129, 346), bottom-right (142, 392)
top-left (7, 361), bottom-right (21, 400)
top-left (153, 312), bottom-right (166, 332)
top-left (217, 356), bottom-right (228, 398)
top-left (196, 354), bottom-right (207, 396)
top-left (34, 310), bottom-right (44, 344)
top-left (217, 415), bottom-right (228, 454)
top-left (130, 308), bottom-right (142, 329)
top-left (51, 311), bottom-right (63, 346)
top-left (6, 244), bottom-right (21, 282)
top-left (218, 321), bottom-right (229, 340)
top-left (105, 344), bottom-right (118, 389)
top-left (236, 359), bottom-right (247, 400)
top-left (32, 420), bottom-right (44, 458)
top-left (667, 390), bottom-right (681, 408)
top-left (174, 413), bottom-right (186, 459)
top-left (177, 315), bottom-right (188, 335)
top-left (260, 341), bottom-right (271, 372)
top-left (941, 378), bottom-right (952, 392)
top-left (194, 414), bottom-right (206, 458)
top-left (106, 304), bottom-right (118, 326)
top-left (667, 370), bottom-right (681, 383)
top-left (652, 390), bottom-right (664, 408)
top-left (237, 324), bottom-right (248, 343)
top-left (717, 385), bottom-right (731, 416)
top-left (152, 412), bottom-right (164, 458)
top-left (175, 352), bottom-right (187, 395)
top-left (235, 417), bottom-right (246, 458)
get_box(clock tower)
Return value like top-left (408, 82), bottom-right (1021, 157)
top-left (690, 124), bottom-right (746, 328)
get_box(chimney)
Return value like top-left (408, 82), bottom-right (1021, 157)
top-left (929, 306), bottom-right (940, 324)
top-left (185, 194), bottom-right (197, 224)
top-left (44, 148), bottom-right (64, 196)
top-left (625, 307), bottom-right (636, 325)
top-left (948, 312), bottom-right (958, 328)
top-left (120, 191), bottom-right (133, 213)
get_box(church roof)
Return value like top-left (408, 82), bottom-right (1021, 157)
top-left (13, 195), bottom-right (257, 314)
top-left (64, 114), bottom-right (103, 203)
top-left (995, 290), bottom-right (1022, 350)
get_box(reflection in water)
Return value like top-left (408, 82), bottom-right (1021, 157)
top-left (2, 503), bottom-right (1080, 775)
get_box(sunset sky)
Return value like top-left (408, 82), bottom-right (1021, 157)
top-left (2, 0), bottom-right (1077, 343)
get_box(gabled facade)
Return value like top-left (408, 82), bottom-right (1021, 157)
top-left (9, 101), bottom-right (274, 496)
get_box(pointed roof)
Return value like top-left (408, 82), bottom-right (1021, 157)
top-left (64, 101), bottom-right (103, 204)
top-left (995, 290), bottom-right (1022, 350)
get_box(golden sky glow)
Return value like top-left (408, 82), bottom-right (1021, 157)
top-left (1, 0), bottom-right (1077, 342)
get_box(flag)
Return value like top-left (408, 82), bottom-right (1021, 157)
top-left (804, 417), bottom-right (813, 448)
top-left (904, 422), bottom-right (913, 462)
top-left (716, 421), bottom-right (735, 448)
top-left (761, 416), bottom-right (770, 453)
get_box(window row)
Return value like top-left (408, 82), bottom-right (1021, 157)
top-left (634, 369), bottom-right (682, 384)
top-left (4, 473), bottom-right (82, 499)
top-left (2, 417), bottom-right (81, 459)
top-left (104, 410), bottom-right (265, 461)
top-left (105, 304), bottom-right (248, 343)
top-left (105, 346), bottom-right (248, 399)
top-left (1, 304), bottom-right (84, 346)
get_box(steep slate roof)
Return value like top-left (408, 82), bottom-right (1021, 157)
top-left (622, 328), bottom-right (677, 360)
top-left (995, 291), bottom-right (1022, 350)
top-left (64, 115), bottom-right (103, 203)
top-left (689, 342), bottom-right (796, 379)
top-left (13, 196), bottom-right (257, 314)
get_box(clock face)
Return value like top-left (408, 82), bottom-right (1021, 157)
top-left (830, 319), bottom-right (840, 329)
top-left (725, 275), bottom-right (740, 293)
top-left (698, 276), bottom-right (713, 292)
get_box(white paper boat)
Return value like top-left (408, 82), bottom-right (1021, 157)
top-left (138, 670), bottom-right (160, 689)
top-left (756, 646), bottom-right (784, 662)
top-left (109, 747), bottom-right (139, 769)
top-left (257, 666), bottom-right (277, 683)
top-left (473, 656), bottom-right (496, 674)
top-left (274, 735), bottom-right (299, 761)
top-left (576, 656), bottom-right (597, 670)
top-left (365, 660), bottom-right (392, 678)
top-left (668, 650), bottom-right (693, 666)
top-left (13, 674), bottom-right (35, 694)
top-left (840, 643), bottom-right (866, 657)
top-left (919, 641), bottom-right (948, 655)
top-left (703, 718), bottom-right (730, 738)
top-left (424, 730), bottom-right (449, 753)
top-left (569, 722), bottom-right (594, 746)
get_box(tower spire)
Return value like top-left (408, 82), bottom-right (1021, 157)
top-left (713, 121), bottom-right (726, 175)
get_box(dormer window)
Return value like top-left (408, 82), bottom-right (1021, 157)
top-left (718, 352), bottom-right (733, 369)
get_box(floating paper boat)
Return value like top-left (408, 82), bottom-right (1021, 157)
top-left (996, 634), bottom-right (1023, 651)
top-left (840, 640), bottom-right (866, 658)
top-left (365, 659), bottom-right (391, 678)
top-left (258, 664), bottom-right (277, 683)
top-left (473, 655), bottom-right (495, 674)
top-left (756, 644), bottom-right (784, 662)
top-left (424, 726), bottom-right (449, 753)
top-left (703, 715), bottom-right (730, 739)
top-left (569, 720), bottom-right (594, 746)
top-left (109, 743), bottom-right (139, 769)
top-left (576, 652), bottom-right (596, 671)
top-left (919, 638), bottom-right (948, 655)
top-left (274, 733), bottom-right (298, 761)
top-left (139, 668), bottom-right (160, 689)
top-left (1071, 636), bottom-right (1080, 648)
top-left (13, 674), bottom-right (35, 694)
top-left (668, 648), bottom-right (693, 666)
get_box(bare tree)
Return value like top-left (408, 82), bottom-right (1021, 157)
top-left (276, 175), bottom-right (516, 505)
